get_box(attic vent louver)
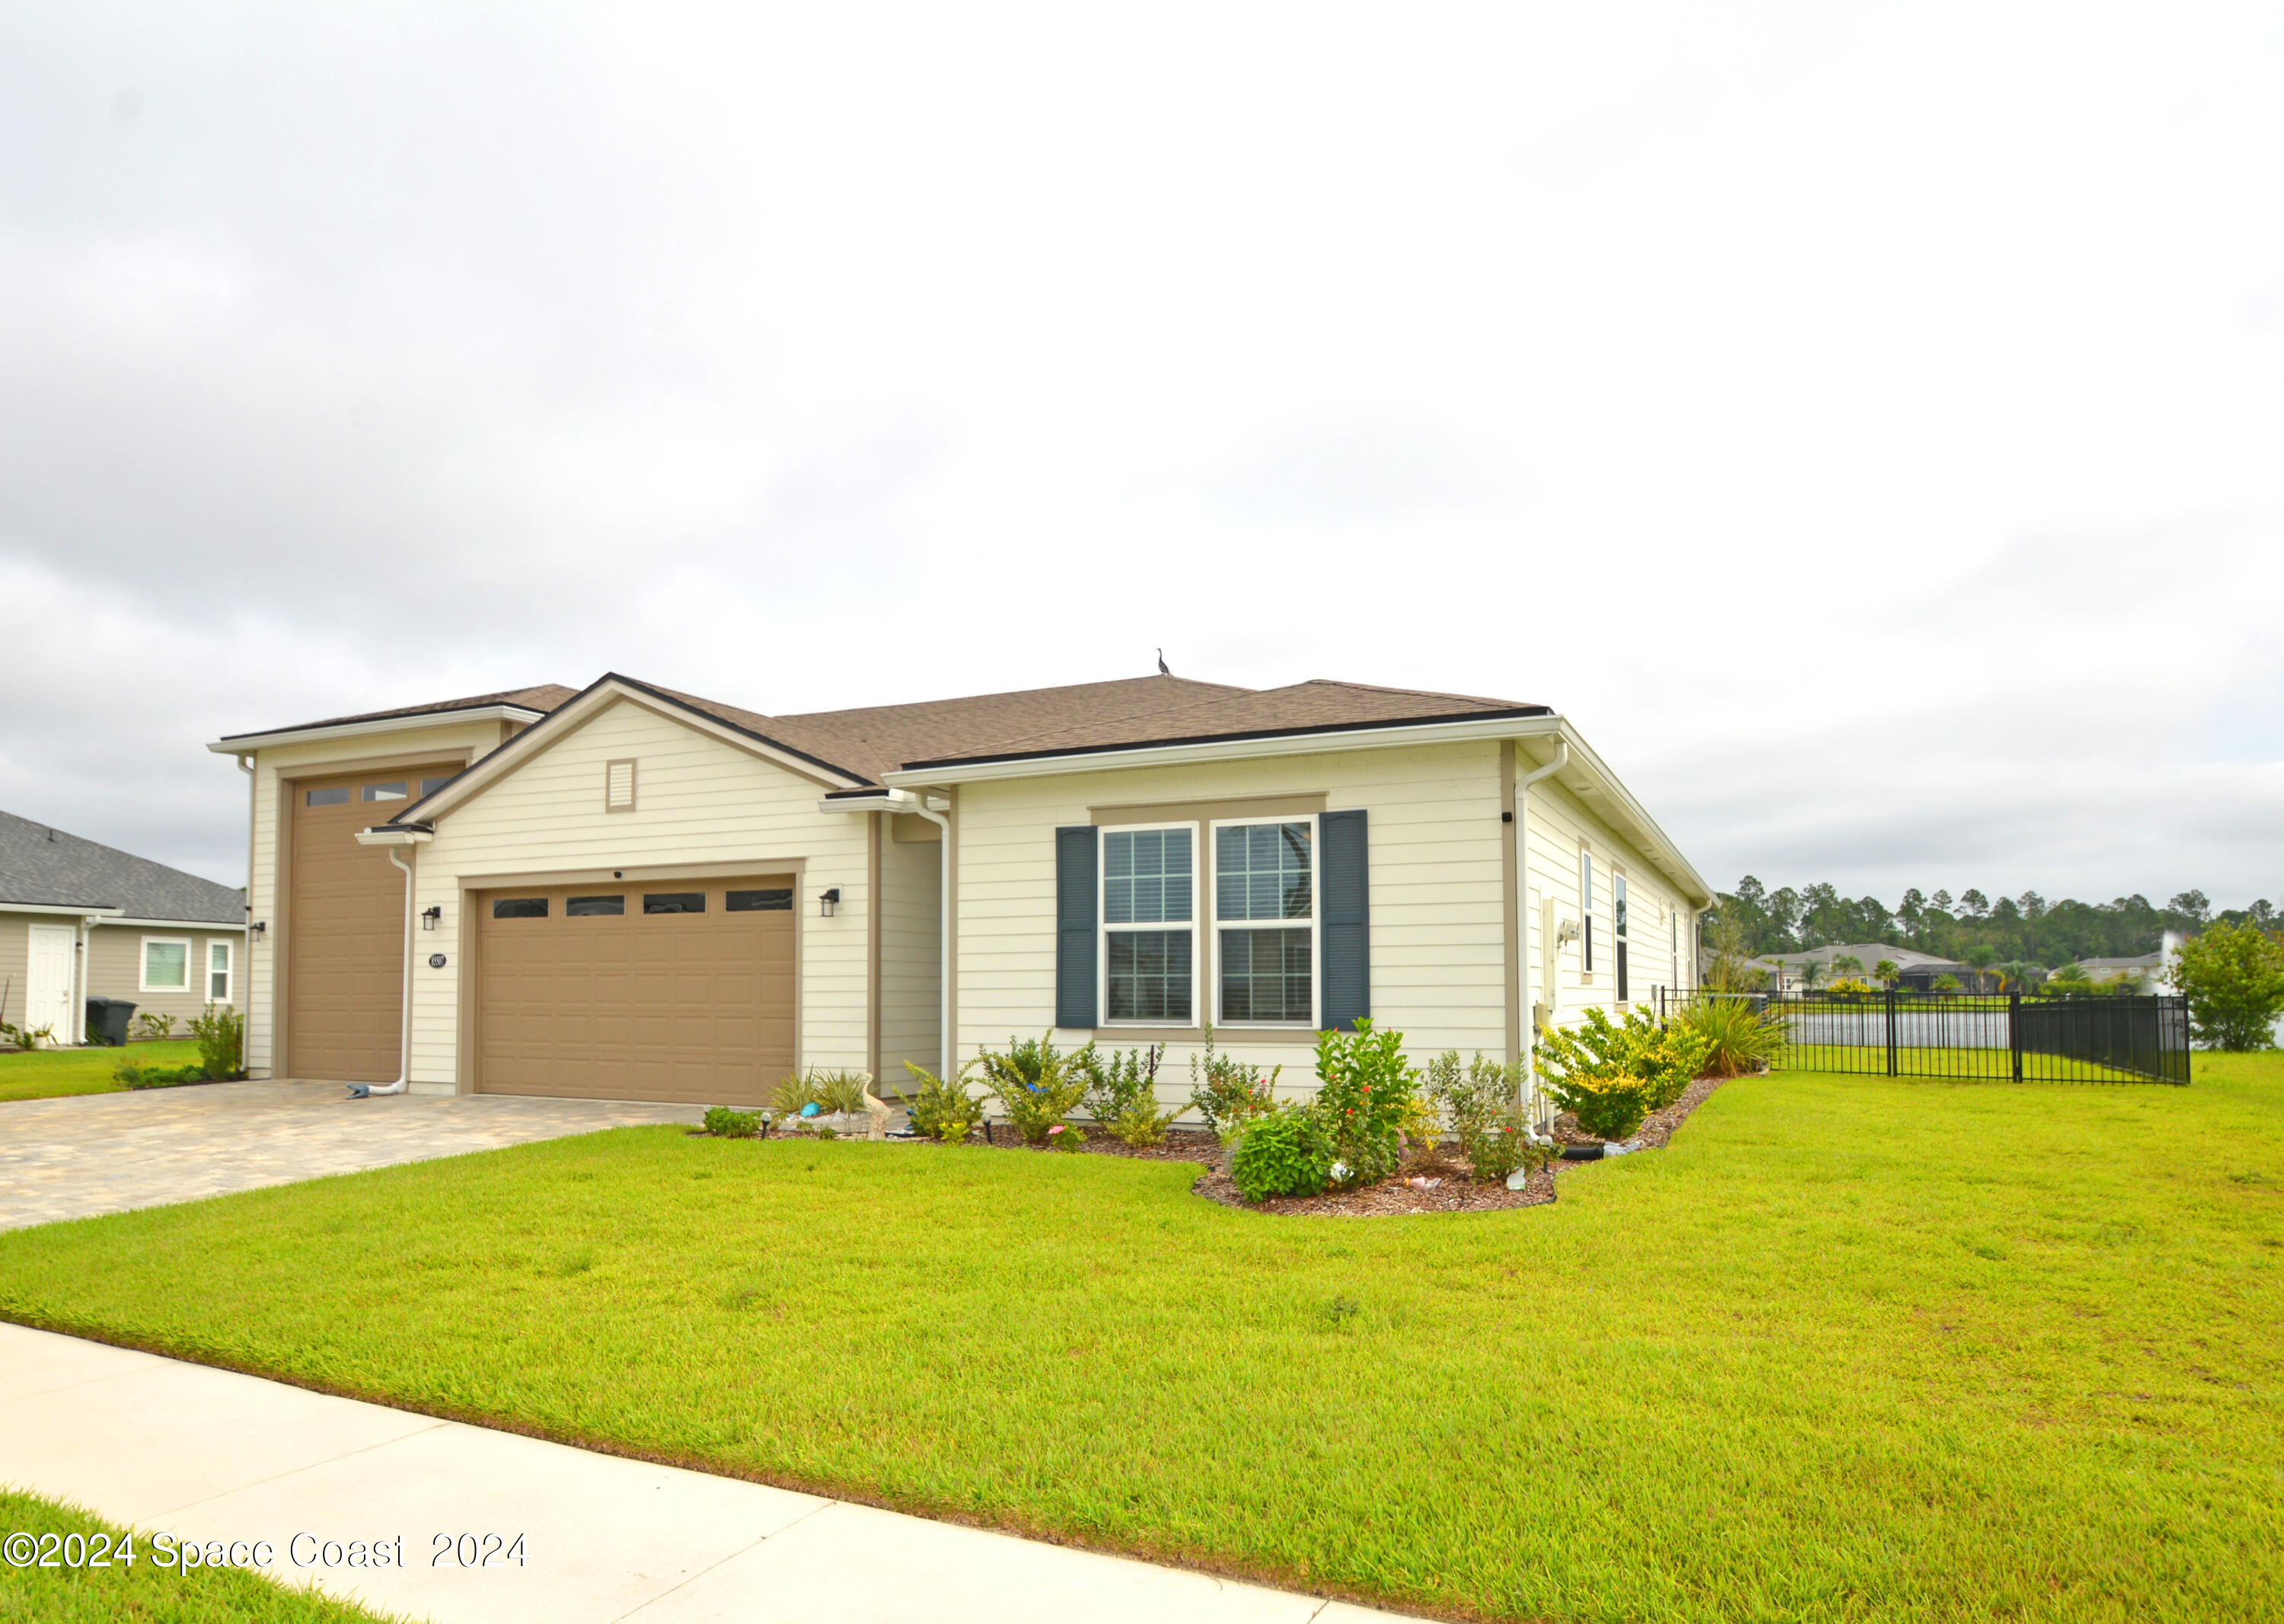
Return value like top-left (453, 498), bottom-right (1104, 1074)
top-left (605, 759), bottom-right (637, 812)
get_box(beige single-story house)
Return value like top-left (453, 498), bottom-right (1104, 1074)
top-left (209, 672), bottom-right (1709, 1110)
top-left (1, 810), bottom-right (248, 1046)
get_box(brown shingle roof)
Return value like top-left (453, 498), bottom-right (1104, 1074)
top-left (895, 678), bottom-right (1547, 771)
top-left (222, 684), bottom-right (579, 740)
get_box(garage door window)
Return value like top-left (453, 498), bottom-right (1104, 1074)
top-left (566, 895), bottom-right (624, 917)
top-left (492, 898), bottom-right (549, 919)
top-left (305, 786), bottom-right (349, 806)
top-left (362, 782), bottom-right (407, 802)
top-left (726, 889), bottom-right (793, 911)
top-left (645, 892), bottom-right (706, 914)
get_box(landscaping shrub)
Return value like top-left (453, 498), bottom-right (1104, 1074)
top-left (188, 1003), bottom-right (245, 1080)
top-left (1536, 1007), bottom-right (1711, 1141)
top-left (977, 1032), bottom-right (1091, 1145)
top-left (703, 1106), bottom-right (761, 1138)
top-left (1466, 1108), bottom-right (1559, 1184)
top-left (1187, 1025), bottom-right (1281, 1141)
top-left (113, 1061), bottom-right (210, 1089)
top-left (901, 1061), bottom-right (988, 1143)
top-left (0, 1021), bottom-right (53, 1054)
top-left (1428, 1051), bottom-right (1556, 1180)
top-left (1309, 1019), bottom-right (1418, 1188)
top-left (2171, 920), bottom-right (2284, 1050)
top-left (1044, 1121), bottom-right (1086, 1151)
top-left (1229, 1106), bottom-right (1325, 1201)
top-left (809, 1070), bottom-right (874, 1114)
top-left (771, 1073), bottom-right (824, 1117)
top-left (1677, 997), bottom-right (1785, 1077)
top-left (1080, 1043), bottom-right (1177, 1146)
top-left (134, 1011), bottom-right (176, 1042)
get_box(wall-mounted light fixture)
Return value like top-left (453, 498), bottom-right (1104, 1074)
top-left (421, 906), bottom-right (442, 931)
top-left (250, 921), bottom-right (267, 938)
top-left (819, 887), bottom-right (841, 917)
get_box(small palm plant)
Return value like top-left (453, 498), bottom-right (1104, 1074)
top-left (1873, 959), bottom-right (1900, 987)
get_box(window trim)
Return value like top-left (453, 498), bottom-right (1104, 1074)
top-left (1613, 866), bottom-right (1629, 1003)
top-left (139, 936), bottom-right (193, 994)
top-left (206, 939), bottom-right (233, 1003)
top-left (1579, 841), bottom-right (1594, 978)
top-left (1211, 813), bottom-right (1320, 1029)
top-left (1097, 819), bottom-right (1200, 1029)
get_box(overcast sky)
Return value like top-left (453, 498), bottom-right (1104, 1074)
top-left (3, 2), bottom-right (2280, 910)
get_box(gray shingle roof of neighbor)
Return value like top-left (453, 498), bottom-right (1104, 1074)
top-left (0, 810), bottom-right (245, 924)
top-left (2078, 953), bottom-right (2163, 971)
top-left (1756, 943), bottom-right (1962, 971)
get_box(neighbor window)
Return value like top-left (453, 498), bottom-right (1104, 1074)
top-left (1102, 826), bottom-right (1194, 1023)
top-left (305, 786), bottom-right (349, 807)
top-left (208, 941), bottom-right (233, 1002)
top-left (491, 898), bottom-right (549, 920)
top-left (566, 895), bottom-right (624, 917)
top-left (1215, 819), bottom-right (1315, 1024)
top-left (1580, 844), bottom-right (1595, 975)
top-left (362, 781), bottom-right (407, 802)
top-left (726, 889), bottom-right (793, 911)
top-left (141, 938), bottom-right (190, 992)
top-left (644, 892), bottom-right (705, 914)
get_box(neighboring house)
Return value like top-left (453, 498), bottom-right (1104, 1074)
top-left (2075, 949), bottom-right (2170, 992)
top-left (210, 672), bottom-right (1711, 1109)
top-left (0, 810), bottom-right (248, 1045)
top-left (1750, 943), bottom-right (1965, 992)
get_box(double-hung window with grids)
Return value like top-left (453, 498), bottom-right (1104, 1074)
top-left (1215, 818), bottom-right (1315, 1025)
top-left (1101, 826), bottom-right (1195, 1023)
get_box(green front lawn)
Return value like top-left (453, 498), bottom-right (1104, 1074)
top-left (0, 1489), bottom-right (400, 1622)
top-left (0, 1041), bottom-right (204, 1104)
top-left (0, 1060), bottom-right (2279, 1622)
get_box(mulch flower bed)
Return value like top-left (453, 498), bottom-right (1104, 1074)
top-left (755, 1073), bottom-right (1743, 1217)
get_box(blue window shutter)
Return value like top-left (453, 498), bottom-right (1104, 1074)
top-left (1319, 809), bottom-right (1370, 1031)
top-left (1056, 826), bottom-right (1099, 1029)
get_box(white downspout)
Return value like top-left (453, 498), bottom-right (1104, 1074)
top-left (910, 797), bottom-right (954, 1082)
top-left (349, 846), bottom-right (416, 1099)
top-left (1514, 739), bottom-right (1570, 1112)
top-left (238, 754), bottom-right (257, 1074)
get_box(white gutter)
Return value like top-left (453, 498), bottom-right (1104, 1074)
top-left (204, 704), bottom-right (547, 756)
top-left (819, 788), bottom-right (952, 1082)
top-left (1514, 741), bottom-right (1569, 1106)
top-left (349, 827), bottom-right (432, 1099)
top-left (0, 901), bottom-right (123, 918)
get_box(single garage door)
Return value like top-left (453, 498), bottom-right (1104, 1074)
top-left (287, 764), bottom-right (463, 1083)
top-left (476, 878), bottom-right (796, 1104)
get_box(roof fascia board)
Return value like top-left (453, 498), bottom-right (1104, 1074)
top-left (206, 705), bottom-right (545, 755)
top-left (391, 678), bottom-right (867, 827)
top-left (352, 828), bottom-right (434, 847)
top-left (0, 900), bottom-right (126, 917)
top-left (93, 915), bottom-right (247, 930)
top-left (885, 713), bottom-right (1714, 908)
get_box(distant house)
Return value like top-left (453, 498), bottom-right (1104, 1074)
top-left (1, 811), bottom-right (247, 1046)
top-left (2073, 949), bottom-right (2171, 993)
top-left (1749, 943), bottom-right (1966, 992)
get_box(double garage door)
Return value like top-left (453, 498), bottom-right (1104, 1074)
top-left (476, 877), bottom-right (796, 1106)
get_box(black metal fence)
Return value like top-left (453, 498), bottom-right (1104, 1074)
top-left (1754, 990), bottom-right (2190, 1084)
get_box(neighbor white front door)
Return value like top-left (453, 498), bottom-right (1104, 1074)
top-left (24, 924), bottom-right (76, 1043)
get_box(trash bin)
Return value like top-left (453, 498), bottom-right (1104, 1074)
top-left (85, 997), bottom-right (136, 1048)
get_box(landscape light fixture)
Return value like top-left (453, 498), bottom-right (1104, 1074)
top-left (819, 888), bottom-right (841, 917)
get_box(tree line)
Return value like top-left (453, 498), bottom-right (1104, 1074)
top-left (1708, 877), bottom-right (2280, 968)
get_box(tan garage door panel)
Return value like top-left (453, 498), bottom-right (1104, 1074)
top-left (287, 764), bottom-right (461, 1083)
top-left (477, 879), bottom-right (796, 1105)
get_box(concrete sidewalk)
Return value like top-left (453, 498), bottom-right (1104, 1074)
top-left (0, 1323), bottom-right (1417, 1623)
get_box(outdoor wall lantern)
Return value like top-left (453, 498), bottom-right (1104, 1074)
top-left (250, 921), bottom-right (267, 938)
top-left (421, 905), bottom-right (442, 931)
top-left (819, 888), bottom-right (841, 917)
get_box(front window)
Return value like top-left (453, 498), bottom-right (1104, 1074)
top-left (142, 939), bottom-right (189, 991)
top-left (1216, 820), bottom-right (1314, 1024)
top-left (1102, 826), bottom-right (1194, 1023)
top-left (207, 941), bottom-right (232, 1002)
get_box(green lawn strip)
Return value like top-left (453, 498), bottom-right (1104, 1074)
top-left (0, 1488), bottom-right (402, 1622)
top-left (0, 1063), bottom-right (2278, 1623)
top-left (0, 1042), bottom-right (204, 1104)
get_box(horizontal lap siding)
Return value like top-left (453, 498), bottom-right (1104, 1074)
top-left (878, 833), bottom-right (940, 1080)
top-left (1521, 775), bottom-right (1694, 1029)
top-left (407, 699), bottom-right (871, 1087)
top-left (244, 720), bottom-right (511, 1078)
top-left (955, 742), bottom-right (1507, 1099)
top-left (86, 929), bottom-right (245, 1026)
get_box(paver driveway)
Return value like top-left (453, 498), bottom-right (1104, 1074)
top-left (0, 1083), bottom-right (701, 1231)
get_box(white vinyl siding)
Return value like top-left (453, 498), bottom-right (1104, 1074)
top-left (1520, 764), bottom-right (1693, 1029)
top-left (955, 741), bottom-right (1511, 1111)
top-left (403, 695), bottom-right (871, 1088)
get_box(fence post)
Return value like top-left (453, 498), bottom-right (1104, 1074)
top-left (2008, 991), bottom-right (2023, 1083)
top-left (1886, 987), bottom-right (1898, 1077)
